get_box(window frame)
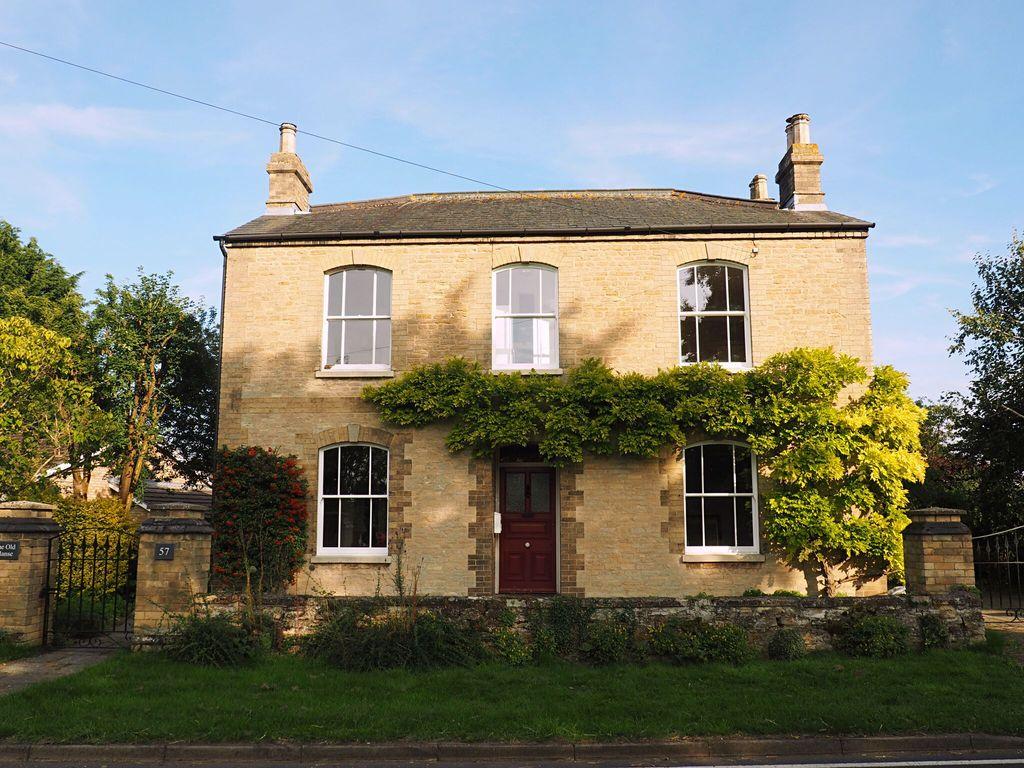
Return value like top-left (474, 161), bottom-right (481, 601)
top-left (676, 260), bottom-right (752, 371)
top-left (683, 440), bottom-right (760, 555)
top-left (322, 267), bottom-right (393, 371)
top-left (316, 442), bottom-right (389, 557)
top-left (491, 263), bottom-right (560, 371)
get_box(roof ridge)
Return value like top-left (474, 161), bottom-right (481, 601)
top-left (311, 188), bottom-right (779, 213)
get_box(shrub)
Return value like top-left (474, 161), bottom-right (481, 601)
top-left (742, 588), bottom-right (766, 597)
top-left (211, 446), bottom-right (309, 595)
top-left (163, 611), bottom-right (262, 667)
top-left (919, 613), bottom-right (951, 650)
top-left (241, 610), bottom-right (287, 653)
top-left (530, 626), bottom-right (559, 662)
top-left (767, 628), bottom-right (807, 660)
top-left (489, 627), bottom-right (532, 666)
top-left (581, 617), bottom-right (632, 665)
top-left (526, 596), bottom-right (594, 660)
top-left (772, 589), bottom-right (804, 597)
top-left (835, 615), bottom-right (909, 658)
top-left (52, 498), bottom-right (137, 598)
top-left (652, 618), bottom-right (752, 665)
top-left (302, 607), bottom-right (486, 671)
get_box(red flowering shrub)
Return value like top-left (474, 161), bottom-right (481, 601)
top-left (211, 446), bottom-right (309, 594)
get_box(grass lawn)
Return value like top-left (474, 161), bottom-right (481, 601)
top-left (0, 646), bottom-right (1020, 743)
top-left (0, 640), bottom-right (36, 664)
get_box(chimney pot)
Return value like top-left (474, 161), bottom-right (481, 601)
top-left (279, 122), bottom-right (297, 154)
top-left (749, 174), bottom-right (769, 201)
top-left (785, 113), bottom-right (811, 146)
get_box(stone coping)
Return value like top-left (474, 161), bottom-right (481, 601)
top-left (0, 518), bottom-right (60, 534)
top-left (0, 733), bottom-right (1021, 764)
top-left (207, 590), bottom-right (981, 608)
top-left (0, 501), bottom-right (55, 511)
top-left (139, 518), bottom-right (214, 535)
top-left (904, 521), bottom-right (972, 535)
top-left (0, 501), bottom-right (55, 521)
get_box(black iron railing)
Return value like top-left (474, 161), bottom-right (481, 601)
top-left (973, 524), bottom-right (1024, 621)
top-left (42, 529), bottom-right (140, 647)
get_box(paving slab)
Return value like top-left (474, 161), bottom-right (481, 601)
top-left (0, 648), bottom-right (115, 696)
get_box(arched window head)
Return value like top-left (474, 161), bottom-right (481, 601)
top-left (678, 262), bottom-right (751, 368)
top-left (323, 268), bottom-right (392, 370)
top-left (492, 264), bottom-right (559, 370)
top-left (318, 444), bottom-right (389, 556)
top-left (684, 442), bottom-right (759, 554)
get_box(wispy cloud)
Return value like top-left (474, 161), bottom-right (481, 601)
top-left (959, 173), bottom-right (997, 197)
top-left (870, 263), bottom-right (960, 300)
top-left (179, 264), bottom-right (223, 307)
top-left (949, 233), bottom-right (997, 263)
top-left (565, 121), bottom-right (770, 168)
top-left (0, 165), bottom-right (85, 224)
top-left (0, 102), bottom-right (250, 156)
top-left (0, 103), bottom-right (163, 142)
top-left (874, 329), bottom-right (967, 399)
top-left (874, 233), bottom-right (939, 247)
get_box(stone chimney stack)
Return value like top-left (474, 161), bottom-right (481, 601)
top-left (774, 113), bottom-right (826, 211)
top-left (265, 123), bottom-right (313, 215)
top-left (748, 174), bottom-right (769, 201)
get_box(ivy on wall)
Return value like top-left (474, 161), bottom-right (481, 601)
top-left (363, 348), bottom-right (927, 596)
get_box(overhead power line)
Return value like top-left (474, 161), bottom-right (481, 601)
top-left (0, 39), bottom-right (762, 259)
top-left (0, 39), bottom-right (517, 193)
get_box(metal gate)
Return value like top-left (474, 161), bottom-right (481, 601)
top-left (42, 529), bottom-right (140, 647)
top-left (973, 524), bottom-right (1024, 621)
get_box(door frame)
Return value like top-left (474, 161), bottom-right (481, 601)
top-left (495, 461), bottom-right (560, 594)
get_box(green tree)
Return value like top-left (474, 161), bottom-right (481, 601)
top-left (950, 234), bottom-right (1024, 534)
top-left (905, 399), bottom-right (978, 516)
top-left (0, 222), bottom-right (108, 497)
top-left (90, 270), bottom-right (218, 510)
top-left (0, 221), bottom-right (86, 339)
top-left (748, 351), bottom-right (926, 595)
top-left (0, 317), bottom-right (102, 498)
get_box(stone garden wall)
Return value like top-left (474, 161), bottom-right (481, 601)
top-left (206, 590), bottom-right (985, 651)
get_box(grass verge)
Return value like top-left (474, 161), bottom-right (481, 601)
top-left (0, 647), bottom-right (1019, 743)
top-left (0, 637), bottom-right (36, 664)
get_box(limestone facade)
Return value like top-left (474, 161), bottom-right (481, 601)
top-left (217, 230), bottom-right (880, 598)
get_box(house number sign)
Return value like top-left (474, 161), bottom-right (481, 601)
top-left (0, 541), bottom-right (20, 561)
top-left (154, 543), bottom-right (175, 561)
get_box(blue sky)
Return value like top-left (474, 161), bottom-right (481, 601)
top-left (1, 0), bottom-right (1021, 399)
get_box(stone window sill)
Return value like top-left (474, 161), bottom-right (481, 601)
top-left (679, 362), bottom-right (752, 374)
top-left (682, 553), bottom-right (766, 563)
top-left (490, 368), bottom-right (564, 376)
top-left (315, 368), bottom-right (395, 379)
top-left (310, 554), bottom-right (392, 564)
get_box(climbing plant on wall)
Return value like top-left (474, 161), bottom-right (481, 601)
top-left (364, 348), bottom-right (926, 596)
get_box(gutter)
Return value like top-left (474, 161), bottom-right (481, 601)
top-left (213, 220), bottom-right (875, 245)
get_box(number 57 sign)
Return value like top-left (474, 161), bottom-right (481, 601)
top-left (154, 543), bottom-right (175, 561)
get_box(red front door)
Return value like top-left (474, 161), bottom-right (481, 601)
top-left (499, 467), bottom-right (557, 594)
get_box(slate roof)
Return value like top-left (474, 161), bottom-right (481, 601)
top-left (218, 189), bottom-right (872, 243)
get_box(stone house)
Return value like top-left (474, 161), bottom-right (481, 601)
top-left (215, 114), bottom-right (878, 598)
